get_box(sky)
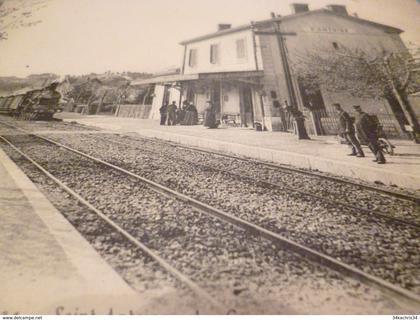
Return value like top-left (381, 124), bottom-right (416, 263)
top-left (0, 0), bottom-right (419, 77)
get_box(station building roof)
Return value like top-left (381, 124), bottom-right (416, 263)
top-left (179, 8), bottom-right (403, 45)
top-left (130, 71), bottom-right (264, 86)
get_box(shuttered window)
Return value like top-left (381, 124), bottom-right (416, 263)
top-left (210, 44), bottom-right (219, 64)
top-left (188, 49), bottom-right (198, 67)
top-left (236, 39), bottom-right (247, 59)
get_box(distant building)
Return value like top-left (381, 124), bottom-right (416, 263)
top-left (135, 3), bottom-right (415, 138)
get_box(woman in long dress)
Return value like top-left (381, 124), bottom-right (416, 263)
top-left (203, 101), bottom-right (218, 128)
top-left (182, 101), bottom-right (198, 125)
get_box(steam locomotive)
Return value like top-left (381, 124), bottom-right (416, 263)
top-left (0, 82), bottom-right (62, 120)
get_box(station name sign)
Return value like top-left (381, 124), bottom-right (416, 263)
top-left (307, 26), bottom-right (351, 33)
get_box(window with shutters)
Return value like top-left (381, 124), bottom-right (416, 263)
top-left (236, 38), bottom-right (247, 60)
top-left (188, 48), bottom-right (198, 67)
top-left (210, 44), bottom-right (219, 64)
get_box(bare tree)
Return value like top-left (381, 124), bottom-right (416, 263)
top-left (291, 44), bottom-right (420, 142)
top-left (0, 0), bottom-right (50, 40)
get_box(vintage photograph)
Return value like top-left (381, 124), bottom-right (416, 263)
top-left (0, 0), bottom-right (419, 316)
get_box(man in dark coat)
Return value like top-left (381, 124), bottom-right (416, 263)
top-left (167, 101), bottom-right (177, 126)
top-left (333, 103), bottom-right (365, 157)
top-left (159, 104), bottom-right (167, 125)
top-left (353, 105), bottom-right (386, 164)
top-left (177, 100), bottom-right (188, 125)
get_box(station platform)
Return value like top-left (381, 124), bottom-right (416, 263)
top-left (0, 147), bottom-right (198, 315)
top-left (56, 113), bottom-right (420, 191)
top-left (0, 147), bottom-right (142, 314)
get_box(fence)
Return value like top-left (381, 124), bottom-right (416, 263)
top-left (115, 104), bottom-right (152, 119)
top-left (305, 110), bottom-right (404, 139)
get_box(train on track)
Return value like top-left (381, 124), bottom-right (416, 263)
top-left (0, 82), bottom-right (62, 120)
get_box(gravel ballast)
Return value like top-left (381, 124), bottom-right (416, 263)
top-left (0, 132), bottom-right (415, 314)
top-left (32, 131), bottom-right (420, 295)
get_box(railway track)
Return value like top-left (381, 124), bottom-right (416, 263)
top-left (1, 133), bottom-right (411, 314)
top-left (134, 135), bottom-right (420, 203)
top-left (2, 116), bottom-right (417, 202)
top-left (89, 134), bottom-right (420, 229)
top-left (0, 135), bottom-right (224, 314)
top-left (117, 133), bottom-right (419, 201)
top-left (24, 131), bottom-right (419, 293)
top-left (0, 121), bottom-right (419, 310)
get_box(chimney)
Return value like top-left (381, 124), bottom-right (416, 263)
top-left (326, 4), bottom-right (348, 15)
top-left (218, 24), bottom-right (231, 31)
top-left (290, 3), bottom-right (309, 14)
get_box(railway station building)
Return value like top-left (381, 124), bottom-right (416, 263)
top-left (132, 3), bottom-right (417, 138)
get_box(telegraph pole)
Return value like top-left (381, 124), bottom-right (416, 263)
top-left (254, 14), bottom-right (310, 139)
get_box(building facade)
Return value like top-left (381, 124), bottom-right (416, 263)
top-left (138, 3), bottom-right (416, 138)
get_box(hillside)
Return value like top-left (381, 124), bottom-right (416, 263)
top-left (0, 74), bottom-right (59, 96)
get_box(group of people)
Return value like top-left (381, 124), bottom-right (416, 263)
top-left (334, 103), bottom-right (386, 164)
top-left (159, 100), bottom-right (198, 126)
top-left (160, 100), bottom-right (387, 164)
top-left (159, 100), bottom-right (220, 129)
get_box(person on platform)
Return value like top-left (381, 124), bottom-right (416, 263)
top-left (176, 101), bottom-right (188, 125)
top-left (353, 105), bottom-right (386, 164)
top-left (333, 103), bottom-right (365, 157)
top-left (159, 104), bottom-right (168, 125)
top-left (183, 101), bottom-right (198, 125)
top-left (284, 101), bottom-right (310, 140)
top-left (189, 102), bottom-right (198, 125)
top-left (167, 101), bottom-right (177, 126)
top-left (203, 101), bottom-right (218, 129)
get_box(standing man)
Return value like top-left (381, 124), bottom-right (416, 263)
top-left (159, 104), bottom-right (168, 125)
top-left (167, 101), bottom-right (177, 126)
top-left (353, 105), bottom-right (386, 164)
top-left (177, 100), bottom-right (188, 125)
top-left (333, 103), bottom-right (365, 157)
top-left (284, 101), bottom-right (310, 140)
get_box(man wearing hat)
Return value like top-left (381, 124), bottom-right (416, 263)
top-left (166, 101), bottom-right (178, 126)
top-left (334, 103), bottom-right (364, 157)
top-left (159, 103), bottom-right (167, 125)
top-left (353, 105), bottom-right (386, 164)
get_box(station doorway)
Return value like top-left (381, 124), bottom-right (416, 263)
top-left (211, 83), bottom-right (222, 116)
top-left (239, 85), bottom-right (254, 128)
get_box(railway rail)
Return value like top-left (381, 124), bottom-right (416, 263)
top-left (38, 131), bottom-right (419, 296)
top-left (116, 133), bottom-right (419, 202)
top-left (89, 134), bottom-right (420, 229)
top-left (0, 120), bottom-right (419, 308)
top-left (0, 135), bottom-right (410, 312)
top-left (0, 134), bottom-right (224, 314)
top-left (143, 136), bottom-right (420, 203)
top-left (1, 116), bottom-right (417, 202)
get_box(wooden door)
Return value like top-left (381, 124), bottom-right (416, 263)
top-left (240, 86), bottom-right (254, 127)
